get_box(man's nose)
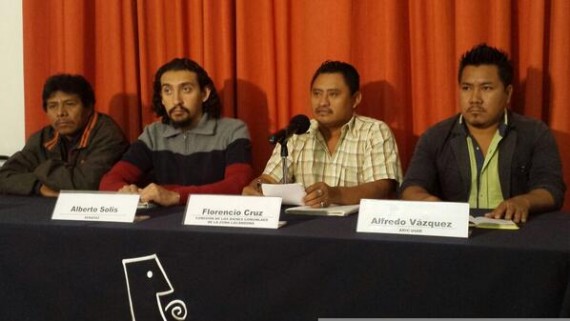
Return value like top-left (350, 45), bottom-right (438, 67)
top-left (319, 94), bottom-right (330, 106)
top-left (469, 88), bottom-right (482, 103)
top-left (56, 105), bottom-right (67, 116)
top-left (172, 89), bottom-right (182, 105)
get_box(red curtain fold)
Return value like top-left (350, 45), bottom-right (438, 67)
top-left (23, 0), bottom-right (142, 140)
top-left (23, 0), bottom-right (570, 209)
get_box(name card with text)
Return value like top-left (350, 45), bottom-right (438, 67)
top-left (52, 191), bottom-right (140, 223)
top-left (184, 195), bottom-right (283, 229)
top-left (357, 199), bottom-right (470, 238)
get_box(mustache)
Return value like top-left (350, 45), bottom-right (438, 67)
top-left (168, 105), bottom-right (191, 115)
top-left (467, 106), bottom-right (484, 112)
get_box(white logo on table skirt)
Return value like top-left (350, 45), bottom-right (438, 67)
top-left (123, 254), bottom-right (188, 321)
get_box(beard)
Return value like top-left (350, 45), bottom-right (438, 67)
top-left (168, 106), bottom-right (194, 128)
top-left (464, 107), bottom-right (505, 129)
top-left (170, 117), bottom-right (193, 129)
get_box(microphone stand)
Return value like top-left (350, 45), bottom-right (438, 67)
top-left (279, 138), bottom-right (289, 184)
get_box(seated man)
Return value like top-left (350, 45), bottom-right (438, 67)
top-left (242, 60), bottom-right (403, 207)
top-left (100, 58), bottom-right (253, 206)
top-left (400, 43), bottom-right (566, 223)
top-left (0, 74), bottom-right (128, 196)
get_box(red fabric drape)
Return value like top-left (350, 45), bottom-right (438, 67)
top-left (23, 0), bottom-right (570, 209)
top-left (23, 0), bottom-right (142, 140)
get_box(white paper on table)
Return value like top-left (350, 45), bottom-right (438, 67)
top-left (285, 204), bottom-right (359, 216)
top-left (261, 183), bottom-right (306, 205)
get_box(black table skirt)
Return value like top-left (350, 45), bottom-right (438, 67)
top-left (1, 195), bottom-right (569, 321)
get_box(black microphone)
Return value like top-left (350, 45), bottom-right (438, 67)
top-left (268, 114), bottom-right (310, 144)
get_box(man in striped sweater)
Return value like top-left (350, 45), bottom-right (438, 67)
top-left (100, 58), bottom-right (253, 207)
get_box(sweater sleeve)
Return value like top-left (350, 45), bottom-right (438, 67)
top-left (163, 163), bottom-right (253, 205)
top-left (99, 161), bottom-right (145, 191)
top-left (99, 139), bottom-right (154, 191)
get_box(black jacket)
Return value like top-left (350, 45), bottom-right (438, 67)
top-left (401, 111), bottom-right (566, 209)
top-left (0, 113), bottom-right (128, 195)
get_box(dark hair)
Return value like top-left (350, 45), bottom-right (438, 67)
top-left (42, 74), bottom-right (95, 111)
top-left (310, 60), bottom-right (360, 95)
top-left (458, 43), bottom-right (513, 87)
top-left (152, 57), bottom-right (221, 122)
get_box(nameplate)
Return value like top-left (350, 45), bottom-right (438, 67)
top-left (356, 199), bottom-right (469, 238)
top-left (52, 191), bottom-right (139, 223)
top-left (183, 195), bottom-right (283, 229)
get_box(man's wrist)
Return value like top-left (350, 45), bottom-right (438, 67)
top-left (512, 195), bottom-right (532, 211)
top-left (173, 192), bottom-right (181, 205)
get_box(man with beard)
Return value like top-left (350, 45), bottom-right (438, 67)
top-left (0, 74), bottom-right (128, 196)
top-left (100, 58), bottom-right (253, 206)
top-left (242, 60), bottom-right (403, 207)
top-left (400, 44), bottom-right (565, 223)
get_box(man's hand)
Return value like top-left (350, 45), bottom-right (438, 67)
top-left (242, 175), bottom-right (278, 196)
top-left (139, 183), bottom-right (180, 207)
top-left (485, 196), bottom-right (531, 223)
top-left (118, 184), bottom-right (140, 194)
top-left (401, 185), bottom-right (440, 202)
top-left (242, 179), bottom-right (263, 196)
top-left (39, 184), bottom-right (59, 197)
top-left (304, 182), bottom-right (337, 208)
top-left (485, 189), bottom-right (557, 224)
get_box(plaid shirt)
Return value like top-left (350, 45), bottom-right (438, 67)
top-left (263, 115), bottom-right (403, 187)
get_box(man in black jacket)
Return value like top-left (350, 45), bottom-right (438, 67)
top-left (400, 44), bottom-right (565, 223)
top-left (0, 74), bottom-right (128, 196)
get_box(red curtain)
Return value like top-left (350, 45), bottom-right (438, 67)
top-left (23, 0), bottom-right (570, 209)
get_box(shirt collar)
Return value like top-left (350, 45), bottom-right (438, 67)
top-left (309, 115), bottom-right (357, 137)
top-left (458, 110), bottom-right (509, 137)
top-left (43, 112), bottom-right (98, 151)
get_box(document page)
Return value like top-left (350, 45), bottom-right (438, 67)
top-left (285, 204), bottom-right (359, 216)
top-left (262, 183), bottom-right (306, 205)
top-left (469, 216), bottom-right (519, 230)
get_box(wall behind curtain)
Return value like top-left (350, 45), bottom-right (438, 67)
top-left (0, 0), bottom-right (24, 156)
top-left (23, 0), bottom-right (570, 209)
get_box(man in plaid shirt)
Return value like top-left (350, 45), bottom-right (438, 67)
top-left (243, 60), bottom-right (402, 208)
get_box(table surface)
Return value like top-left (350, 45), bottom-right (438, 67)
top-left (0, 195), bottom-right (569, 321)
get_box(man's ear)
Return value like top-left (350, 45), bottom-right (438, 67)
top-left (505, 84), bottom-right (513, 105)
top-left (352, 91), bottom-right (362, 109)
top-left (202, 87), bottom-right (212, 102)
top-left (86, 105), bottom-right (95, 117)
